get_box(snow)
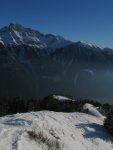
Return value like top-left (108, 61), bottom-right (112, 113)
top-left (76, 41), bottom-right (103, 49)
top-left (83, 103), bottom-right (105, 120)
top-left (0, 105), bottom-right (113, 150)
top-left (53, 95), bottom-right (73, 101)
top-left (0, 38), bottom-right (4, 45)
top-left (79, 41), bottom-right (94, 48)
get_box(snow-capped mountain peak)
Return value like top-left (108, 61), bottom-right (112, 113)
top-left (0, 23), bottom-right (46, 48)
top-left (0, 23), bottom-right (72, 49)
top-left (9, 23), bottom-right (25, 30)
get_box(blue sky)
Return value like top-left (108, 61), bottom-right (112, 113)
top-left (0, 0), bottom-right (113, 48)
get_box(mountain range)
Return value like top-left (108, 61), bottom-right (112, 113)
top-left (0, 23), bottom-right (113, 103)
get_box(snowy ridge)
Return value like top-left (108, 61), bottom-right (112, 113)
top-left (0, 24), bottom-right (72, 49)
top-left (75, 41), bottom-right (103, 49)
top-left (52, 95), bottom-right (74, 101)
top-left (0, 23), bottom-right (113, 53)
top-left (0, 105), bottom-right (113, 150)
top-left (0, 23), bottom-right (113, 56)
top-left (83, 103), bottom-right (105, 120)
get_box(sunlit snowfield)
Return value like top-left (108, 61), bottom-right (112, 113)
top-left (0, 103), bottom-right (113, 150)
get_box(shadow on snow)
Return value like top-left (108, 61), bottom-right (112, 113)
top-left (75, 123), bottom-right (113, 143)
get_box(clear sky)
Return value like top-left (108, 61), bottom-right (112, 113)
top-left (0, 0), bottom-right (113, 48)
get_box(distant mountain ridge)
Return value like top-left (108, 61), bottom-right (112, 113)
top-left (0, 23), bottom-right (113, 103)
top-left (0, 23), bottom-right (72, 49)
top-left (0, 23), bottom-right (113, 51)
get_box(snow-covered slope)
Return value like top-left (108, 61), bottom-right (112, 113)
top-left (0, 24), bottom-right (72, 49)
top-left (0, 106), bottom-right (113, 150)
top-left (83, 103), bottom-right (105, 120)
top-left (52, 94), bottom-right (74, 101)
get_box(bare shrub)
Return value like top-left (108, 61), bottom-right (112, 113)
top-left (27, 130), bottom-right (62, 150)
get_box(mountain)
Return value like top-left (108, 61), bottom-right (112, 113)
top-left (0, 23), bottom-right (72, 49)
top-left (0, 104), bottom-right (112, 150)
top-left (0, 23), bottom-right (113, 103)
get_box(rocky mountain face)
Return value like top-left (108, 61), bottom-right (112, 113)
top-left (0, 23), bottom-right (113, 103)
